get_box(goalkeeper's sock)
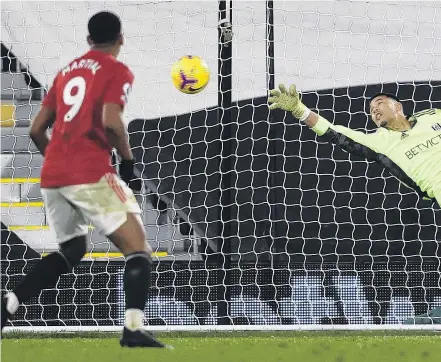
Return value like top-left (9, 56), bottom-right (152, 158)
top-left (12, 252), bottom-right (70, 308)
top-left (123, 252), bottom-right (151, 331)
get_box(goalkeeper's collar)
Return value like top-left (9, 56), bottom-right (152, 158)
top-left (406, 114), bottom-right (418, 129)
top-left (381, 118), bottom-right (416, 132)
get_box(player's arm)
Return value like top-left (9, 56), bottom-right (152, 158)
top-left (30, 77), bottom-right (57, 156)
top-left (268, 84), bottom-right (430, 199)
top-left (103, 103), bottom-right (133, 161)
top-left (102, 65), bottom-right (136, 185)
top-left (299, 112), bottom-right (427, 197)
top-left (29, 107), bottom-right (55, 156)
top-left (268, 84), bottom-right (381, 160)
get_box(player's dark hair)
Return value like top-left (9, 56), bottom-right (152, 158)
top-left (88, 11), bottom-right (122, 45)
top-left (369, 92), bottom-right (401, 104)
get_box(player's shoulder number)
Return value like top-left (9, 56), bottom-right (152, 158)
top-left (62, 75), bottom-right (131, 122)
top-left (121, 82), bottom-right (132, 104)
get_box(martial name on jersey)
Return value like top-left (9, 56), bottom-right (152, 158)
top-left (61, 59), bottom-right (101, 76)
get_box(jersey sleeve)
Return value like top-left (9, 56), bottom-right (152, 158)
top-left (102, 64), bottom-right (134, 109)
top-left (311, 115), bottom-right (431, 199)
top-left (311, 115), bottom-right (384, 161)
top-left (42, 74), bottom-right (59, 110)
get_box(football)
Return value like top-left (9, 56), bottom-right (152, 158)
top-left (171, 55), bottom-right (210, 94)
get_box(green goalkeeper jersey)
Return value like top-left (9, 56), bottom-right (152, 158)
top-left (311, 108), bottom-right (441, 202)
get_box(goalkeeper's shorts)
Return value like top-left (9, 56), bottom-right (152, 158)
top-left (41, 173), bottom-right (141, 244)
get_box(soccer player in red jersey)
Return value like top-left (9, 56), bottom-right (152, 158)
top-left (1, 11), bottom-right (166, 348)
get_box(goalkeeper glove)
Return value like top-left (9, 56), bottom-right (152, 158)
top-left (268, 84), bottom-right (310, 121)
top-left (119, 159), bottom-right (141, 191)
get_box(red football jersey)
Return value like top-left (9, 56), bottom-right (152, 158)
top-left (40, 50), bottom-right (134, 188)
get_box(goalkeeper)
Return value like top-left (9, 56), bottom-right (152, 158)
top-left (268, 84), bottom-right (441, 322)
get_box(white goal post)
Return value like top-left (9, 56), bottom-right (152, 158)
top-left (1, 0), bottom-right (440, 333)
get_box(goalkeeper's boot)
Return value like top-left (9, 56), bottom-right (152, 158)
top-left (120, 327), bottom-right (169, 348)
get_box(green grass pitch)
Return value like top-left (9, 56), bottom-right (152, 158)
top-left (1, 331), bottom-right (440, 362)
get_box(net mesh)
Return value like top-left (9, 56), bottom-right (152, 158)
top-left (1, 0), bottom-right (440, 329)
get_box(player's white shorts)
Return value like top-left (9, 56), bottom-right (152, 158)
top-left (41, 173), bottom-right (141, 244)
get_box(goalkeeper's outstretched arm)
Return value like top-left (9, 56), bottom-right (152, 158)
top-left (268, 84), bottom-right (427, 199)
top-left (268, 84), bottom-right (381, 161)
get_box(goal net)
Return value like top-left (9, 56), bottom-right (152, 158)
top-left (1, 0), bottom-right (440, 331)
